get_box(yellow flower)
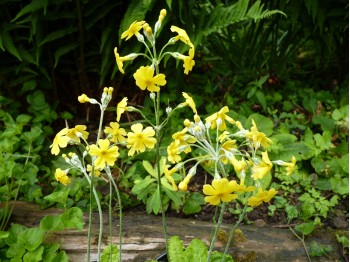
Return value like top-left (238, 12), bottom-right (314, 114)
top-left (55, 168), bottom-right (71, 185)
top-left (164, 166), bottom-right (178, 191)
top-left (133, 66), bottom-right (167, 92)
top-left (233, 180), bottom-right (256, 193)
top-left (50, 128), bottom-right (70, 155)
top-left (205, 106), bottom-right (235, 131)
top-left (167, 140), bottom-right (182, 164)
top-left (285, 156), bottom-right (296, 176)
top-left (251, 151), bottom-right (273, 180)
top-left (78, 94), bottom-right (90, 103)
top-left (104, 122), bottom-right (127, 143)
top-left (178, 173), bottom-right (193, 192)
top-left (117, 97), bottom-right (128, 122)
top-left (230, 157), bottom-right (248, 174)
top-left (114, 47), bottom-right (126, 74)
top-left (181, 92), bottom-right (197, 114)
top-left (170, 25), bottom-right (194, 48)
top-left (220, 139), bottom-right (237, 164)
top-left (89, 139), bottom-right (119, 170)
top-left (248, 188), bottom-right (277, 207)
top-left (172, 128), bottom-right (196, 154)
top-left (245, 120), bottom-right (273, 149)
top-left (203, 178), bottom-right (238, 205)
top-left (183, 48), bottom-right (195, 74)
top-left (86, 164), bottom-right (101, 177)
top-left (121, 20), bottom-right (145, 40)
top-left (67, 125), bottom-right (89, 143)
top-left (127, 123), bottom-right (156, 156)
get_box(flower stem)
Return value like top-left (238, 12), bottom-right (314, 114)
top-left (207, 202), bottom-right (226, 262)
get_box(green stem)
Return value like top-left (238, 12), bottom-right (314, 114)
top-left (222, 205), bottom-right (248, 261)
top-left (207, 202), bottom-right (226, 262)
top-left (109, 178), bottom-right (113, 262)
top-left (289, 227), bottom-right (311, 262)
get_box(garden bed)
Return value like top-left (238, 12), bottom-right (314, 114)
top-left (8, 201), bottom-right (344, 262)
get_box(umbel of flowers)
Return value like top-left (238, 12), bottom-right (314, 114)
top-left (49, 9), bottom-right (197, 261)
top-left (165, 95), bottom-right (296, 259)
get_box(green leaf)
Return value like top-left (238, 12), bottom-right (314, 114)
top-left (5, 223), bottom-right (27, 245)
top-left (39, 28), bottom-right (78, 46)
top-left (42, 243), bottom-right (61, 262)
top-left (6, 242), bottom-right (26, 259)
top-left (184, 238), bottom-right (208, 261)
top-left (309, 241), bottom-right (333, 257)
top-left (254, 90), bottom-right (266, 110)
top-left (40, 215), bottom-right (64, 231)
top-left (44, 187), bottom-right (70, 206)
top-left (330, 175), bottom-right (349, 195)
top-left (210, 251), bottom-right (234, 262)
top-left (51, 251), bottom-right (69, 262)
top-left (183, 192), bottom-right (205, 215)
top-left (0, 231), bottom-right (9, 239)
top-left (295, 222), bottom-right (314, 236)
top-left (143, 160), bottom-right (156, 177)
top-left (60, 207), bottom-right (84, 230)
top-left (2, 31), bottom-right (22, 61)
top-left (146, 187), bottom-right (161, 214)
top-left (245, 113), bottom-right (274, 136)
top-left (18, 227), bottom-right (45, 251)
top-left (23, 245), bottom-right (44, 262)
top-left (11, 0), bottom-right (48, 22)
top-left (54, 43), bottom-right (79, 68)
top-left (167, 236), bottom-right (185, 262)
top-left (101, 244), bottom-right (119, 262)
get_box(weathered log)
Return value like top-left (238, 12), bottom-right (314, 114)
top-left (6, 201), bottom-right (344, 261)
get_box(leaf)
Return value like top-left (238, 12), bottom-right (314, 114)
top-left (101, 244), bottom-right (119, 262)
top-left (183, 192), bottom-right (205, 215)
top-left (42, 243), bottom-right (60, 262)
top-left (184, 238), bottom-right (208, 261)
top-left (40, 215), bottom-right (64, 231)
top-left (2, 31), bottom-right (22, 61)
top-left (143, 160), bottom-right (156, 177)
top-left (146, 187), bottom-right (161, 214)
top-left (11, 0), bottom-right (48, 22)
top-left (254, 90), bottom-right (266, 110)
top-left (295, 222), bottom-right (314, 236)
top-left (23, 245), bottom-right (44, 262)
top-left (330, 175), bottom-right (349, 195)
top-left (18, 227), bottom-right (45, 251)
top-left (39, 28), bottom-right (78, 46)
top-left (44, 187), bottom-right (70, 206)
top-left (54, 43), bottom-right (79, 68)
top-left (167, 236), bottom-right (185, 262)
top-left (60, 207), bottom-right (84, 230)
top-left (245, 113), bottom-right (274, 136)
top-left (0, 231), bottom-right (9, 239)
top-left (309, 241), bottom-right (333, 257)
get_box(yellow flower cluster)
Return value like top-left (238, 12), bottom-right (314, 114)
top-left (164, 93), bottom-right (297, 208)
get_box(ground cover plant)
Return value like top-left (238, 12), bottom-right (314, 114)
top-left (0, 0), bottom-right (348, 261)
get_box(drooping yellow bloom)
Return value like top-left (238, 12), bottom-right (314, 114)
top-left (178, 173), bottom-right (193, 192)
top-left (117, 97), bottom-right (128, 122)
top-left (170, 25), bottom-right (194, 48)
top-left (230, 157), bottom-right (248, 174)
top-left (245, 120), bottom-right (273, 149)
top-left (205, 106), bottom-right (235, 131)
top-left (78, 94), bottom-right (90, 103)
top-left (285, 156), bottom-right (296, 176)
top-left (164, 166), bottom-right (178, 190)
top-left (50, 128), bottom-right (70, 155)
top-left (67, 125), bottom-right (89, 143)
top-left (121, 21), bottom-right (145, 40)
top-left (183, 48), bottom-right (195, 74)
top-left (172, 128), bottom-right (196, 153)
top-left (126, 123), bottom-right (156, 156)
top-left (133, 66), bottom-right (167, 92)
top-left (219, 139), bottom-right (237, 164)
top-left (88, 139), bottom-right (119, 170)
top-left (114, 47), bottom-right (126, 74)
top-left (233, 180), bottom-right (256, 193)
top-left (203, 178), bottom-right (238, 205)
top-left (181, 92), bottom-right (197, 114)
top-left (251, 151), bottom-right (273, 180)
top-left (104, 122), bottom-right (127, 143)
top-left (86, 164), bottom-right (101, 177)
top-left (248, 188), bottom-right (277, 207)
top-left (167, 140), bottom-right (182, 164)
top-left (55, 168), bottom-right (71, 185)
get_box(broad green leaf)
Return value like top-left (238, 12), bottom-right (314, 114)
top-left (44, 187), bottom-right (70, 206)
top-left (18, 227), bottom-right (45, 251)
top-left (42, 243), bottom-right (60, 262)
top-left (5, 223), bottom-right (27, 245)
top-left (184, 238), bottom-right (208, 261)
top-left (163, 187), bottom-right (183, 206)
top-left (61, 207), bottom-right (84, 230)
top-left (0, 231), bottom-right (9, 239)
top-left (167, 236), bottom-right (185, 262)
top-left (40, 215), bottom-right (64, 231)
top-left (11, 0), bottom-right (48, 22)
top-left (2, 32), bottom-right (22, 61)
top-left (210, 251), bottom-right (234, 262)
top-left (143, 160), bottom-right (156, 177)
top-left (183, 192), bottom-right (205, 215)
top-left (309, 241), bottom-right (333, 257)
top-left (255, 90), bottom-right (267, 110)
top-left (146, 188), bottom-right (161, 214)
top-left (330, 175), bottom-right (349, 195)
top-left (23, 245), bottom-right (44, 262)
top-left (131, 176), bottom-right (156, 198)
top-left (6, 242), bottom-right (26, 258)
top-left (295, 222), bottom-right (314, 236)
top-left (51, 250), bottom-right (69, 262)
top-left (101, 244), bottom-right (119, 262)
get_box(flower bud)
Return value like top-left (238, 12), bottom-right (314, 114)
top-left (78, 94), bottom-right (90, 103)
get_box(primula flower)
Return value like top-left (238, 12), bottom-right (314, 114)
top-left (126, 123), bottom-right (156, 156)
top-left (55, 168), bottom-right (71, 185)
top-left (251, 151), bottom-right (273, 180)
top-left (167, 140), bottom-right (182, 164)
top-left (67, 125), bottom-right (89, 143)
top-left (170, 25), bottom-right (194, 48)
top-left (86, 164), bottom-right (101, 177)
top-left (205, 106), bottom-right (235, 131)
top-left (178, 173), bottom-right (193, 192)
top-left (114, 47), bottom-right (126, 74)
top-left (88, 139), bottom-right (119, 170)
top-left (104, 122), bottom-right (127, 143)
top-left (164, 166), bottom-right (178, 190)
top-left (117, 97), bottom-right (128, 122)
top-left (172, 128), bottom-right (196, 154)
top-left (183, 48), bottom-right (195, 74)
top-left (203, 178), bottom-right (238, 205)
top-left (78, 94), bottom-right (90, 103)
top-left (230, 157), bottom-right (248, 174)
top-left (121, 20), bottom-right (145, 40)
top-left (50, 128), bottom-right (70, 155)
top-left (181, 92), bottom-right (197, 114)
top-left (245, 120), bottom-right (273, 149)
top-left (248, 188), bottom-right (277, 207)
top-left (219, 139), bottom-right (237, 164)
top-left (133, 66), bottom-right (167, 92)
top-left (285, 156), bottom-right (296, 176)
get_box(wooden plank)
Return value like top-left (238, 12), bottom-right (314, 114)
top-left (5, 201), bottom-right (343, 261)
